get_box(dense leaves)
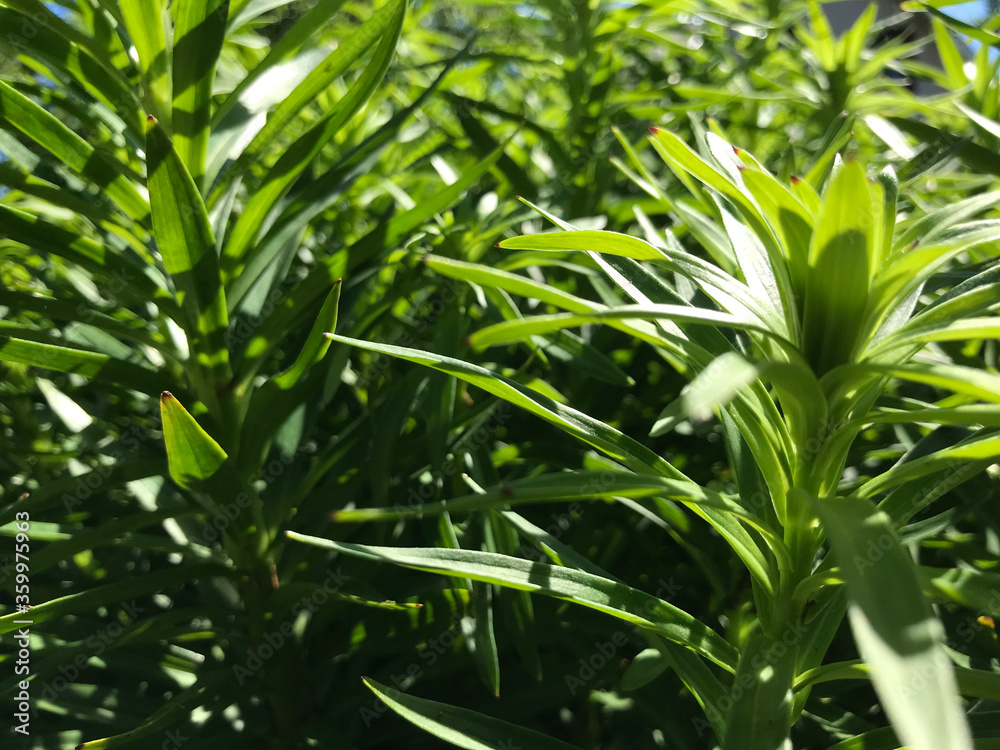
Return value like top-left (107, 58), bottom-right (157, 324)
top-left (1, 1), bottom-right (999, 749)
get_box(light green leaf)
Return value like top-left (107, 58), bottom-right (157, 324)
top-left (120, 0), bottom-right (172, 125)
top-left (36, 378), bottom-right (93, 432)
top-left (172, 0), bottom-right (229, 188)
top-left (808, 492), bottom-right (973, 750)
top-left (466, 305), bottom-right (785, 351)
top-left (801, 160), bottom-right (877, 375)
top-left (0, 337), bottom-right (167, 392)
top-left (146, 116), bottom-right (231, 385)
top-left (232, 0), bottom-right (406, 177)
top-left (498, 229), bottom-right (665, 261)
top-left (0, 80), bottom-right (149, 221)
top-left (159, 391), bottom-right (228, 488)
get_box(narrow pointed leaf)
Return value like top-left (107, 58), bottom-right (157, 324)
top-left (808, 492), bottom-right (973, 750)
top-left (146, 116), bottom-right (231, 384)
top-left (288, 535), bottom-right (740, 671)
top-left (159, 391), bottom-right (228, 488)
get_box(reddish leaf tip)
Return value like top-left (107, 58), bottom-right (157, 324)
top-left (146, 114), bottom-right (157, 123)
top-left (790, 175), bottom-right (802, 184)
top-left (648, 126), bottom-right (661, 134)
top-left (160, 391), bottom-right (174, 402)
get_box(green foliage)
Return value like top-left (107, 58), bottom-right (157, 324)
top-left (2, 1), bottom-right (1000, 749)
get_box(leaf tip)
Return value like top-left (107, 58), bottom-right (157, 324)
top-left (648, 126), bottom-right (661, 134)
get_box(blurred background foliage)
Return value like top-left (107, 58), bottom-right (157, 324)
top-left (0, 1), bottom-right (999, 748)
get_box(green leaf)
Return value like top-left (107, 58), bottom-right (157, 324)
top-left (332, 470), bottom-right (775, 544)
top-left (159, 391), bottom-right (228, 489)
top-left (146, 116), bottom-right (231, 386)
top-left (222, 0), bottom-right (406, 274)
top-left (119, 0), bottom-right (172, 125)
top-left (498, 229), bottom-right (665, 261)
top-left (287, 535), bottom-right (740, 671)
top-left (620, 647), bottom-right (668, 691)
top-left (363, 678), bottom-right (583, 750)
top-left (172, 0), bottom-right (229, 188)
top-left (471, 581), bottom-right (500, 696)
top-left (272, 279), bottom-right (342, 390)
top-left (231, 0), bottom-right (406, 178)
top-left (920, 566), bottom-right (1000, 614)
top-left (466, 305), bottom-right (785, 350)
top-left (722, 630), bottom-right (796, 750)
top-left (76, 671), bottom-right (230, 749)
top-left (0, 80), bottom-right (149, 221)
top-left (497, 230), bottom-right (786, 336)
top-left (904, 3), bottom-right (1000, 48)
top-left (807, 492), bottom-right (972, 750)
top-left (856, 431), bottom-right (1000, 500)
top-left (326, 336), bottom-right (674, 476)
top-left (328, 335), bottom-right (780, 593)
top-left (0, 337), bottom-right (168, 393)
top-left (0, 7), bottom-right (142, 133)
top-left (240, 141), bottom-right (506, 372)
top-left (801, 160), bottom-right (877, 374)
top-left (213, 0), bottom-right (349, 127)
top-left (36, 378), bottom-right (93, 432)
top-left (889, 117), bottom-right (1000, 177)
top-left (651, 352), bottom-right (762, 436)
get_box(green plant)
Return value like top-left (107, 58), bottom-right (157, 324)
top-left (0, 1), bottom-right (526, 747)
top-left (291, 119), bottom-right (1000, 748)
top-left (4, 2), bottom-right (1000, 748)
